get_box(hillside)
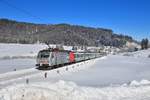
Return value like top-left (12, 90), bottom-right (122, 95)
top-left (0, 18), bottom-right (134, 47)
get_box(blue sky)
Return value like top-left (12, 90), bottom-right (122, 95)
top-left (0, 0), bottom-right (149, 40)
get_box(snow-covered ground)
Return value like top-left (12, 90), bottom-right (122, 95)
top-left (0, 43), bottom-right (46, 59)
top-left (0, 43), bottom-right (150, 100)
top-left (0, 59), bottom-right (35, 74)
top-left (1, 79), bottom-right (150, 100)
top-left (0, 43), bottom-right (72, 60)
top-left (0, 43), bottom-right (72, 74)
top-left (0, 43), bottom-right (44, 74)
top-left (122, 48), bottom-right (150, 58)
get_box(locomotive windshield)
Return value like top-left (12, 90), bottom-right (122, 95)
top-left (37, 50), bottom-right (50, 58)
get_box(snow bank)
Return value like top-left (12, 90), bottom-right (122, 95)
top-left (122, 48), bottom-right (150, 58)
top-left (1, 79), bottom-right (150, 100)
top-left (129, 79), bottom-right (150, 86)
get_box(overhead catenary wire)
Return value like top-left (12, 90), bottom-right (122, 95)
top-left (0, 0), bottom-right (44, 21)
top-left (0, 0), bottom-right (53, 40)
top-left (0, 0), bottom-right (90, 46)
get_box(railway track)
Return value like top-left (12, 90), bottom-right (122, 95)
top-left (0, 59), bottom-right (88, 84)
top-left (0, 61), bottom-right (87, 88)
top-left (0, 56), bottom-right (104, 88)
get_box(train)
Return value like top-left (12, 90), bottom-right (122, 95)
top-left (36, 48), bottom-right (102, 69)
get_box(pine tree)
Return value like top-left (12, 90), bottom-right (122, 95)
top-left (141, 38), bottom-right (149, 49)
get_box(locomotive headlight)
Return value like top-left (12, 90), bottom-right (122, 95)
top-left (44, 60), bottom-right (48, 64)
top-left (40, 60), bottom-right (48, 64)
top-left (40, 63), bottom-right (42, 66)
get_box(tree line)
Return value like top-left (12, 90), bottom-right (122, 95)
top-left (141, 38), bottom-right (149, 49)
top-left (0, 18), bottom-right (135, 47)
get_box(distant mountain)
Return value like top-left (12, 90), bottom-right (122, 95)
top-left (0, 18), bottom-right (135, 47)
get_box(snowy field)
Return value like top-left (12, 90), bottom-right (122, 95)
top-left (0, 43), bottom-right (45, 74)
top-left (121, 48), bottom-right (150, 58)
top-left (0, 43), bottom-right (72, 74)
top-left (0, 43), bottom-right (150, 100)
top-left (0, 43), bottom-right (46, 59)
top-left (0, 43), bottom-right (72, 59)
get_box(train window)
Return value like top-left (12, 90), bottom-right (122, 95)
top-left (38, 51), bottom-right (50, 58)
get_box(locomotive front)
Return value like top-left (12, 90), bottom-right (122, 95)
top-left (36, 49), bottom-right (50, 67)
top-left (36, 48), bottom-right (76, 69)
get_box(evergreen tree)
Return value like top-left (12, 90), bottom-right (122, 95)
top-left (141, 39), bottom-right (145, 50)
top-left (145, 38), bottom-right (149, 49)
top-left (141, 38), bottom-right (149, 49)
